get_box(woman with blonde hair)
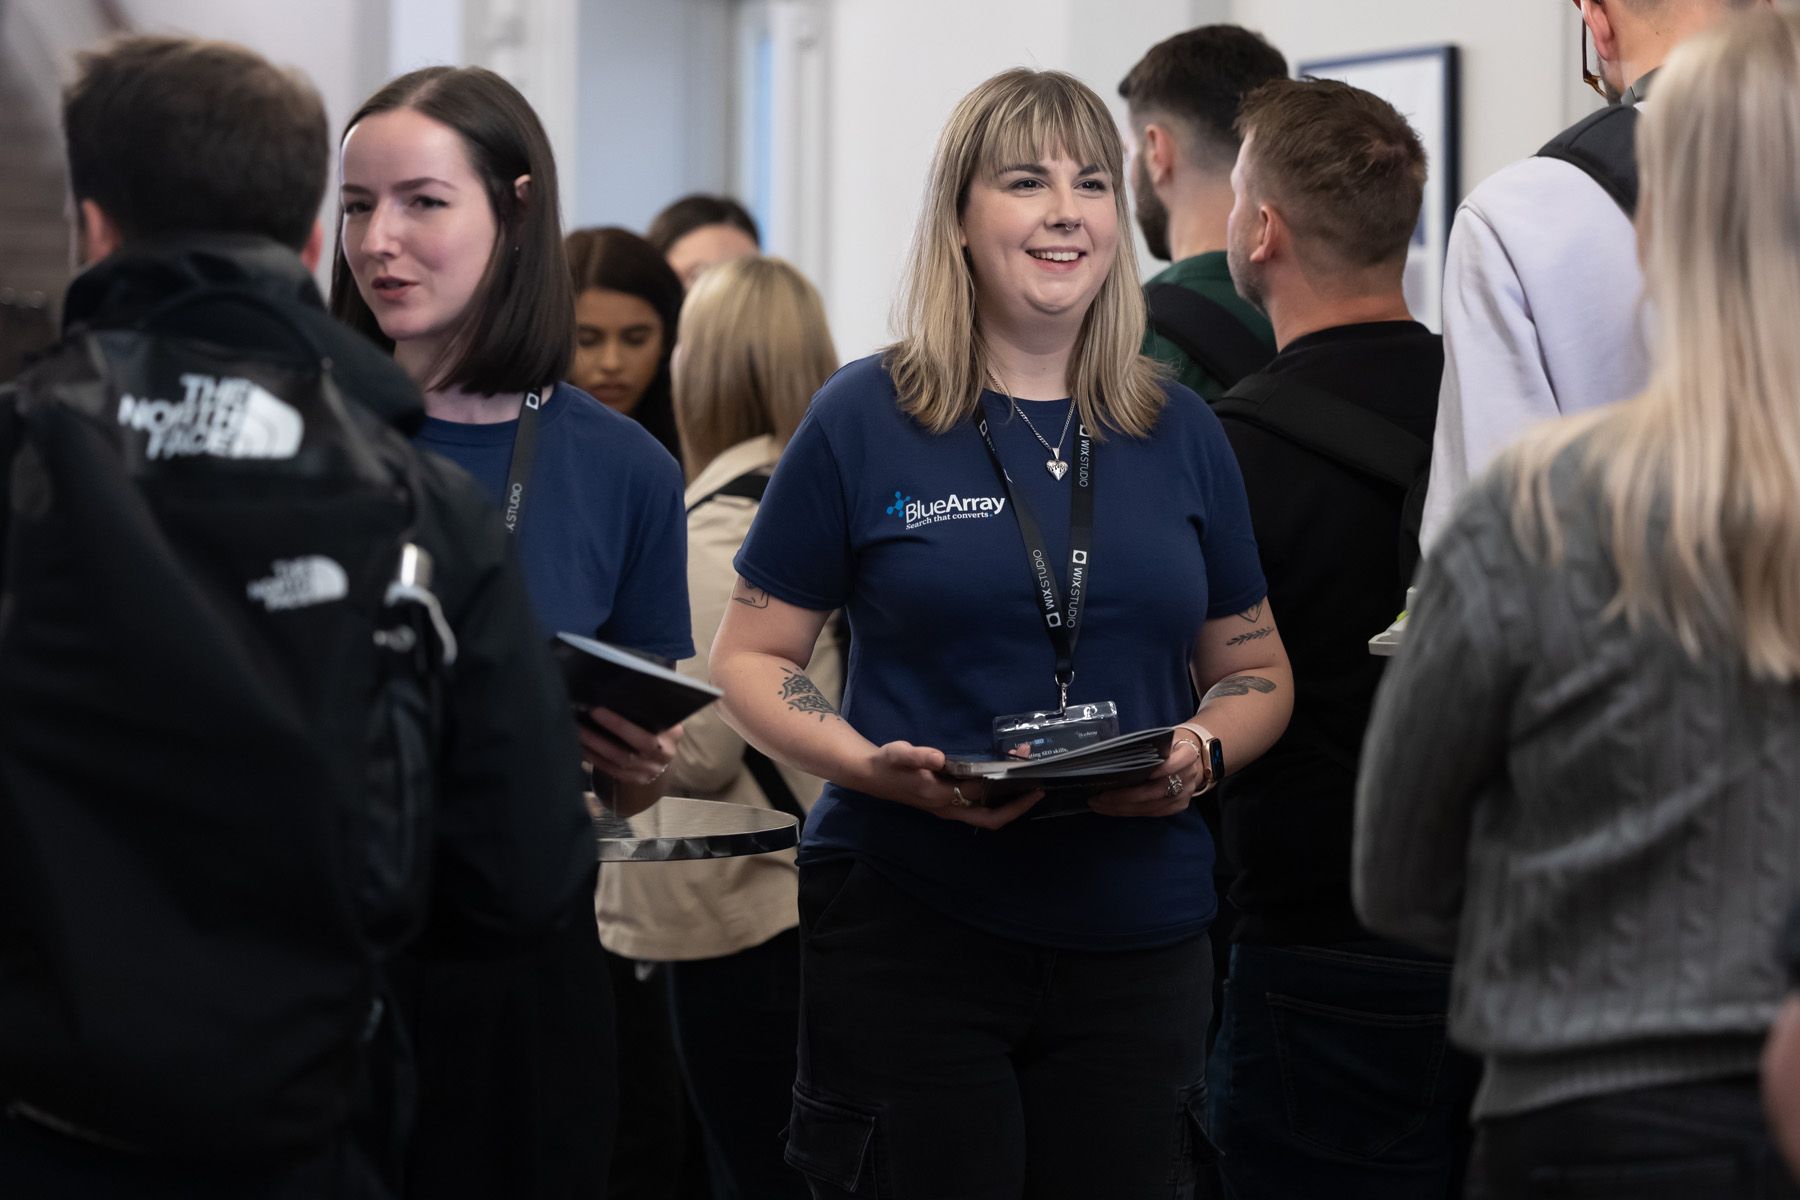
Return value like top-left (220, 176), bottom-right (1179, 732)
top-left (1355, 9), bottom-right (1800, 1196)
top-left (599, 255), bottom-right (840, 1200)
top-left (711, 69), bottom-right (1293, 1197)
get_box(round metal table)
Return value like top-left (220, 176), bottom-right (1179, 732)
top-left (593, 794), bottom-right (800, 863)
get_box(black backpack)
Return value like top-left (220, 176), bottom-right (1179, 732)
top-left (0, 288), bottom-right (453, 1154)
top-left (1215, 372), bottom-right (1432, 583)
top-left (1145, 283), bottom-right (1275, 391)
top-left (1538, 103), bottom-right (1640, 217)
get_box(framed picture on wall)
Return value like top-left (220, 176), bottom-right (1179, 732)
top-left (1297, 45), bottom-right (1459, 330)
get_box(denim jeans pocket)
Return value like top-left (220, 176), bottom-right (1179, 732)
top-left (1267, 991), bottom-right (1446, 1160)
top-left (784, 1083), bottom-right (879, 1196)
top-left (1172, 1080), bottom-right (1219, 1200)
top-left (1527, 1154), bottom-right (1742, 1196)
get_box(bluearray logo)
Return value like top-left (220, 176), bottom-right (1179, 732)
top-left (246, 556), bottom-right (349, 611)
top-left (885, 488), bottom-right (1007, 531)
top-left (117, 373), bottom-right (304, 460)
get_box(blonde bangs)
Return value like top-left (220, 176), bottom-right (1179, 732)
top-left (887, 68), bottom-right (1165, 440)
top-left (975, 82), bottom-right (1120, 188)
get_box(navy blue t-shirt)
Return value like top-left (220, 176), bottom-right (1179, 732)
top-left (415, 382), bottom-right (693, 660)
top-left (735, 355), bottom-right (1265, 949)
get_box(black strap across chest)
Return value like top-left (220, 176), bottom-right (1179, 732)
top-left (1537, 103), bottom-right (1640, 217)
top-left (1145, 283), bottom-right (1275, 391)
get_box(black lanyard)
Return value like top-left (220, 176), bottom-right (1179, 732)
top-left (974, 401), bottom-right (1095, 712)
top-left (501, 389), bottom-right (545, 536)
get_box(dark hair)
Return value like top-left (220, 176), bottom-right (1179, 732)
top-left (566, 226), bottom-right (684, 457)
top-left (63, 35), bottom-right (327, 249)
top-left (644, 195), bottom-right (761, 255)
top-left (328, 66), bottom-right (571, 395)
top-left (1237, 78), bottom-right (1427, 268)
top-left (1118, 25), bottom-right (1288, 173)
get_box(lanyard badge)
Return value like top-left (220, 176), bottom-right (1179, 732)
top-left (974, 405), bottom-right (1119, 760)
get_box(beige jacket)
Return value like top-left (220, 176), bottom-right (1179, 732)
top-left (596, 436), bottom-right (841, 961)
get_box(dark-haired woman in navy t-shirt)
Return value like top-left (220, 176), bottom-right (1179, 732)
top-left (712, 68), bottom-right (1292, 1199)
top-left (333, 67), bottom-right (691, 1199)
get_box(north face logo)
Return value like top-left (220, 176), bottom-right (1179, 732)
top-left (117, 373), bottom-right (304, 460)
top-left (246, 556), bottom-right (348, 611)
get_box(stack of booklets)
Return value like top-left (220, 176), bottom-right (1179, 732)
top-left (551, 632), bottom-right (721, 733)
top-left (944, 727), bottom-right (1176, 816)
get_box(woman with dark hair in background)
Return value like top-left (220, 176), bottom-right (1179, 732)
top-left (567, 226), bottom-right (684, 459)
top-left (332, 65), bottom-right (693, 1198)
top-left (645, 194), bottom-right (760, 288)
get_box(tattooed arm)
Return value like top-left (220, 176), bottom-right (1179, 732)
top-left (1187, 598), bottom-right (1294, 777)
top-left (711, 577), bottom-right (1036, 829)
top-left (1085, 597), bottom-right (1293, 818)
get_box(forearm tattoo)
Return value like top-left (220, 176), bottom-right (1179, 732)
top-left (1227, 626), bottom-right (1273, 646)
top-left (779, 667), bottom-right (840, 722)
top-left (732, 580), bottom-right (771, 609)
top-left (1203, 674), bottom-right (1277, 702)
top-left (1234, 602), bottom-right (1264, 623)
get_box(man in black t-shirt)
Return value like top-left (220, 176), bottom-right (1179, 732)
top-left (1203, 78), bottom-right (1479, 1200)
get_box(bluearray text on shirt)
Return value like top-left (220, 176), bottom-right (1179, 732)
top-left (885, 489), bottom-right (1007, 531)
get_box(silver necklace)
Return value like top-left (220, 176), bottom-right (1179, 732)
top-left (988, 370), bottom-right (1075, 481)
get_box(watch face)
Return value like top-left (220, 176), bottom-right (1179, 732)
top-left (1207, 737), bottom-right (1225, 782)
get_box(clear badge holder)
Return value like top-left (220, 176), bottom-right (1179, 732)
top-left (992, 700), bottom-right (1120, 761)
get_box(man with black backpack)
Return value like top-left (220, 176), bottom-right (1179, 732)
top-left (0, 36), bottom-right (594, 1197)
top-left (1422, 0), bottom-right (1769, 547)
top-left (1119, 25), bottom-right (1287, 398)
top-left (1203, 78), bottom-right (1478, 1199)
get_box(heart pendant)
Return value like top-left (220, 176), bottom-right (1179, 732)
top-left (1046, 458), bottom-right (1069, 481)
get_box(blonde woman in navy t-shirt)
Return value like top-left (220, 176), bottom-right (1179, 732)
top-left (713, 68), bottom-right (1293, 1199)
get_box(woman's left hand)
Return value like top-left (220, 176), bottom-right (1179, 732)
top-left (578, 706), bottom-right (683, 786)
top-left (1087, 734), bottom-right (1205, 818)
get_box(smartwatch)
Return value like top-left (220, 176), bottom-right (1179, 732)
top-left (1178, 724), bottom-right (1226, 794)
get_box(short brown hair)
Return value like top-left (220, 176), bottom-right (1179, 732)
top-left (645, 195), bottom-right (760, 256)
top-left (329, 67), bottom-right (571, 396)
top-left (1118, 25), bottom-right (1288, 174)
top-left (63, 36), bottom-right (327, 250)
top-left (1237, 78), bottom-right (1426, 267)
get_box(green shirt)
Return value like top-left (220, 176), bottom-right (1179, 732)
top-left (1141, 252), bottom-right (1274, 400)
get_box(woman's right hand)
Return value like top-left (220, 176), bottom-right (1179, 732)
top-left (853, 741), bottom-right (1042, 830)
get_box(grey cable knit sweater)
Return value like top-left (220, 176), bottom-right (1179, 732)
top-left (1353, 443), bottom-right (1800, 1119)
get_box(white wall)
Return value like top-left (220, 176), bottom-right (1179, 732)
top-left (1228, 0), bottom-right (1602, 201)
top-left (572, 0), bottom-right (733, 234)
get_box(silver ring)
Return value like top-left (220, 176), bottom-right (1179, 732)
top-left (1166, 774), bottom-right (1184, 798)
top-left (950, 785), bottom-right (973, 808)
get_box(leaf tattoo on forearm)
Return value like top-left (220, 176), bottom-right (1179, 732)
top-left (1227, 627), bottom-right (1273, 646)
top-left (779, 667), bottom-right (840, 722)
top-left (1203, 673), bottom-right (1277, 702)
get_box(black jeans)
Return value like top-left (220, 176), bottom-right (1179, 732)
top-left (1207, 941), bottom-right (1479, 1199)
top-left (605, 950), bottom-right (712, 1200)
top-left (785, 856), bottom-right (1218, 1199)
top-left (1466, 1076), bottom-right (1800, 1198)
top-left (667, 926), bottom-right (808, 1200)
